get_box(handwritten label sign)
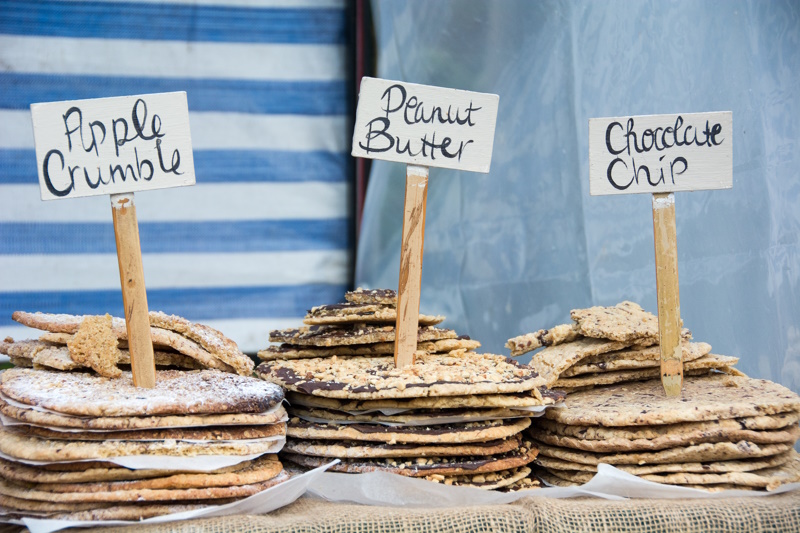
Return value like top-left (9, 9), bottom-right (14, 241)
top-left (31, 92), bottom-right (195, 200)
top-left (589, 111), bottom-right (732, 195)
top-left (351, 77), bottom-right (499, 173)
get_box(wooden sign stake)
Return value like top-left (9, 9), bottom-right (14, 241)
top-left (31, 91), bottom-right (197, 388)
top-left (652, 193), bottom-right (682, 397)
top-left (111, 193), bottom-right (156, 388)
top-left (351, 77), bottom-right (499, 369)
top-left (394, 165), bottom-right (429, 368)
top-left (589, 111), bottom-right (732, 396)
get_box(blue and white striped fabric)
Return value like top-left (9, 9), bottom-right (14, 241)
top-left (0, 0), bottom-right (351, 354)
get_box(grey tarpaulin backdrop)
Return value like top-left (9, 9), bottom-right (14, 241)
top-left (355, 0), bottom-right (800, 395)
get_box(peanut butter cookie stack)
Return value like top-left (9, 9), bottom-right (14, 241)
top-left (509, 302), bottom-right (800, 491)
top-left (257, 288), bottom-right (561, 491)
top-left (0, 311), bottom-right (291, 521)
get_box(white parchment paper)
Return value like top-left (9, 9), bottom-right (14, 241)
top-left (11, 461), bottom-right (337, 533)
top-left (307, 464), bottom-right (800, 507)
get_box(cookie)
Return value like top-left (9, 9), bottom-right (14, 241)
top-left (506, 324), bottom-right (581, 357)
top-left (147, 311), bottom-right (254, 376)
top-left (12, 422), bottom-right (286, 442)
top-left (0, 424), bottom-right (285, 462)
top-left (66, 314), bottom-right (122, 378)
top-left (528, 423), bottom-right (800, 453)
top-left (285, 389), bottom-right (563, 410)
top-left (0, 368), bottom-right (283, 417)
top-left (11, 311), bottom-right (247, 375)
top-left (0, 396), bottom-right (287, 430)
top-left (258, 352), bottom-right (545, 399)
top-left (258, 337), bottom-right (480, 361)
top-left (268, 324), bottom-right (457, 347)
top-left (287, 417), bottom-right (531, 444)
top-left (291, 406), bottom-right (527, 426)
top-left (344, 288), bottom-right (397, 306)
top-left (544, 375), bottom-right (800, 427)
top-left (282, 434), bottom-right (523, 458)
top-left (533, 439), bottom-right (793, 465)
top-left (533, 451), bottom-right (796, 475)
top-left (10, 455), bottom-right (283, 492)
top-left (534, 411), bottom-right (800, 440)
top-left (560, 341), bottom-right (712, 376)
top-left (570, 301), bottom-right (660, 343)
top-left (525, 337), bottom-right (633, 387)
top-left (304, 303), bottom-right (444, 326)
top-left (282, 443), bottom-right (537, 477)
top-left (0, 470), bottom-right (290, 503)
top-left (552, 354), bottom-right (741, 389)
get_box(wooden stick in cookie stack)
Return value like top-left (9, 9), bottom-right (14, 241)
top-left (507, 301), bottom-right (800, 491)
top-left (0, 311), bottom-right (291, 522)
top-left (257, 288), bottom-right (562, 491)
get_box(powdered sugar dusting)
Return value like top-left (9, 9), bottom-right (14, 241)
top-left (0, 368), bottom-right (283, 417)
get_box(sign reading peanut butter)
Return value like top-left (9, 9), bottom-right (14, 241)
top-left (352, 77), bottom-right (499, 173)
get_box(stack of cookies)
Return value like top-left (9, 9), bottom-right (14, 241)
top-left (506, 301), bottom-right (741, 391)
top-left (529, 374), bottom-right (800, 491)
top-left (0, 367), bottom-right (289, 521)
top-left (2, 311), bottom-right (255, 377)
top-left (0, 309), bottom-right (294, 521)
top-left (257, 289), bottom-right (561, 491)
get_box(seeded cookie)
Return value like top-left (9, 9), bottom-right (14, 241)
top-left (268, 324), bottom-right (457, 347)
top-left (258, 352), bottom-right (545, 399)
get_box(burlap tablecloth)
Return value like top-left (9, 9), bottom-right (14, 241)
top-left (71, 491), bottom-right (799, 533)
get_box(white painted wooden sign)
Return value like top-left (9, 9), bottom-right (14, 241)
top-left (31, 92), bottom-right (195, 200)
top-left (351, 77), bottom-right (499, 173)
top-left (589, 111), bottom-right (732, 195)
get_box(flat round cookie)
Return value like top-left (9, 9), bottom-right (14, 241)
top-left (0, 470), bottom-right (290, 503)
top-left (0, 455), bottom-right (253, 484)
top-left (283, 434), bottom-right (522, 458)
top-left (287, 417), bottom-right (531, 444)
top-left (0, 424), bottom-right (285, 462)
top-left (638, 453), bottom-right (800, 490)
top-left (0, 396), bottom-right (286, 430)
top-left (0, 494), bottom-right (110, 513)
top-left (258, 337), bottom-right (480, 361)
top-left (282, 443), bottom-right (537, 477)
top-left (532, 439), bottom-right (793, 466)
top-left (15, 455), bottom-right (283, 493)
top-left (552, 355), bottom-right (740, 389)
top-left (291, 406), bottom-right (526, 426)
top-left (534, 451), bottom-right (796, 475)
top-left (544, 375), bottom-right (800, 427)
top-left (258, 352), bottom-right (545, 400)
top-left (560, 341), bottom-right (712, 376)
top-left (285, 389), bottom-right (563, 410)
top-left (12, 422), bottom-right (285, 442)
top-left (0, 368), bottom-right (283, 417)
top-left (534, 411), bottom-right (800, 440)
top-left (268, 324), bottom-right (457, 347)
top-left (528, 423), bottom-right (800, 453)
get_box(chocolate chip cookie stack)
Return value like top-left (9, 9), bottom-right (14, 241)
top-left (506, 301), bottom-right (741, 391)
top-left (257, 288), bottom-right (562, 491)
top-left (0, 310), bottom-right (295, 521)
top-left (529, 374), bottom-right (800, 491)
top-left (508, 301), bottom-right (800, 491)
